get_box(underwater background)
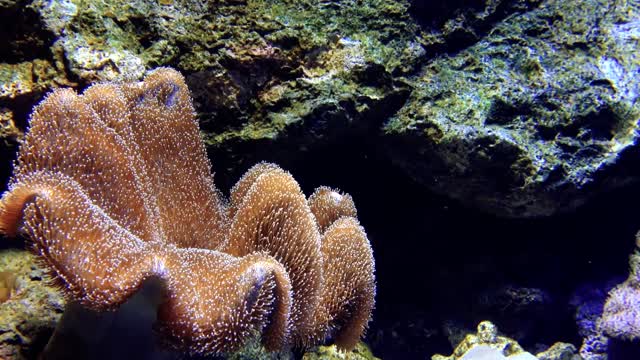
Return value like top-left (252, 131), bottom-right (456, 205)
top-left (0, 0), bottom-right (639, 359)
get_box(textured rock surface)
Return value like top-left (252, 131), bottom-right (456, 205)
top-left (0, 249), bottom-right (65, 360)
top-left (0, 108), bottom-right (22, 144)
top-left (536, 342), bottom-right (582, 360)
top-left (0, 0), bottom-right (423, 188)
top-left (535, 342), bottom-right (580, 360)
top-left (385, 0), bottom-right (640, 217)
top-left (302, 341), bottom-right (380, 360)
top-left (410, 0), bottom-right (542, 54)
top-left (225, 334), bottom-right (293, 360)
top-left (0, 1), bottom-right (639, 216)
top-left (432, 321), bottom-right (538, 360)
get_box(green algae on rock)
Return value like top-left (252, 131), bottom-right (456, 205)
top-left (0, 0), bottom-right (422, 184)
top-left (2, 0), bottom-right (639, 219)
top-left (224, 333), bottom-right (293, 360)
top-left (302, 341), bottom-right (380, 360)
top-left (0, 249), bottom-right (65, 360)
top-left (432, 321), bottom-right (536, 360)
top-left (189, 0), bottom-right (421, 177)
top-left (0, 60), bottom-right (61, 101)
top-left (0, 108), bottom-right (22, 145)
top-left (416, 0), bottom-right (543, 54)
top-left (432, 321), bottom-right (579, 360)
top-left (226, 335), bottom-right (377, 360)
top-left (386, 0), bottom-right (640, 217)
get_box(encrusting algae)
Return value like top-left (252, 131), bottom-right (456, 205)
top-left (0, 249), bottom-right (65, 359)
top-left (0, 68), bottom-right (376, 355)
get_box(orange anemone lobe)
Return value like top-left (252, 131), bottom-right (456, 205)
top-left (0, 68), bottom-right (375, 354)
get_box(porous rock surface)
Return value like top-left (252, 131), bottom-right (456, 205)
top-left (433, 321), bottom-right (581, 360)
top-left (0, 249), bottom-right (65, 360)
top-left (385, 0), bottom-right (640, 217)
top-left (0, 0), bottom-right (639, 218)
top-left (432, 321), bottom-right (538, 360)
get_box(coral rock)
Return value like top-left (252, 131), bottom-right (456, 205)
top-left (0, 249), bottom-right (65, 360)
top-left (535, 342), bottom-right (578, 360)
top-left (432, 321), bottom-right (537, 360)
top-left (0, 68), bottom-right (375, 355)
top-left (302, 341), bottom-right (380, 360)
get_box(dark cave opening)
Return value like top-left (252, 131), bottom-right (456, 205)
top-left (251, 134), bottom-right (640, 359)
top-left (408, 0), bottom-right (487, 29)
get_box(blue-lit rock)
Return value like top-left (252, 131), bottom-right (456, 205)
top-left (385, 0), bottom-right (640, 217)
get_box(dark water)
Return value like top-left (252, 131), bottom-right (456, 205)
top-left (279, 135), bottom-right (639, 359)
